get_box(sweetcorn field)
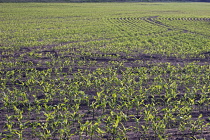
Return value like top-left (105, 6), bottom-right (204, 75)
top-left (0, 2), bottom-right (210, 139)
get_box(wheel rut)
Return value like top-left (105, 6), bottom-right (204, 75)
top-left (108, 16), bottom-right (210, 37)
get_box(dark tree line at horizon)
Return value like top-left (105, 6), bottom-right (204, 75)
top-left (0, 0), bottom-right (210, 2)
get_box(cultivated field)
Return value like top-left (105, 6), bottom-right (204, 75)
top-left (0, 2), bottom-right (210, 139)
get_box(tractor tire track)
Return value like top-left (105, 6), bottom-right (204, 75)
top-left (107, 16), bottom-right (210, 38)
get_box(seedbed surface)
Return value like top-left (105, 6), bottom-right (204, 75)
top-left (0, 2), bottom-right (210, 139)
